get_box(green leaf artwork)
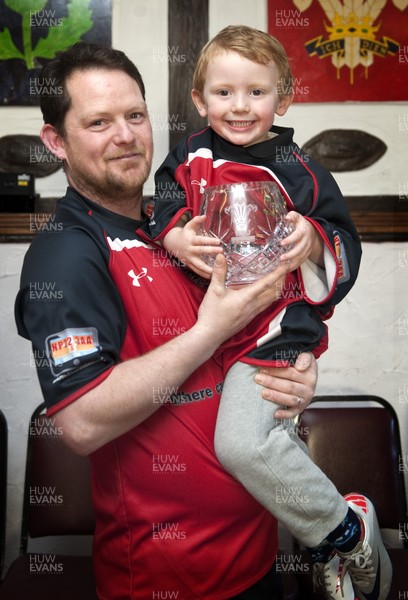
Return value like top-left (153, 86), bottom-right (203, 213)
top-left (0, 0), bottom-right (93, 69)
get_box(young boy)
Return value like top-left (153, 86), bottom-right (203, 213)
top-left (143, 25), bottom-right (391, 599)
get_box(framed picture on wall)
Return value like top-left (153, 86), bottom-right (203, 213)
top-left (0, 0), bottom-right (112, 105)
top-left (267, 0), bottom-right (408, 103)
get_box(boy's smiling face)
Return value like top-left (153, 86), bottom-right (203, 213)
top-left (192, 50), bottom-right (292, 147)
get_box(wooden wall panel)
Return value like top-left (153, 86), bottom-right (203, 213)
top-left (168, 0), bottom-right (208, 147)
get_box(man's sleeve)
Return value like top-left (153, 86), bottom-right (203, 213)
top-left (15, 229), bottom-right (126, 414)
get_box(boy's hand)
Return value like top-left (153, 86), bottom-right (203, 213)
top-left (163, 215), bottom-right (223, 279)
top-left (279, 211), bottom-right (325, 270)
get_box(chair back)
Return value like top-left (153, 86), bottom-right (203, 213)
top-left (0, 409), bottom-right (7, 576)
top-left (299, 395), bottom-right (408, 538)
top-left (20, 404), bottom-right (95, 553)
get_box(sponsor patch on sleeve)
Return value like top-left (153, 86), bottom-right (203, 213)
top-left (333, 231), bottom-right (350, 283)
top-left (45, 327), bottom-right (101, 379)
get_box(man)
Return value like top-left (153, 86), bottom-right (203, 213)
top-left (15, 42), bottom-right (318, 599)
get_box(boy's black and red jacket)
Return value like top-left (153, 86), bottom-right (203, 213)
top-left (146, 125), bottom-right (362, 370)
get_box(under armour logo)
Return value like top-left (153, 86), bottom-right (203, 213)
top-left (128, 268), bottom-right (153, 287)
top-left (191, 178), bottom-right (207, 194)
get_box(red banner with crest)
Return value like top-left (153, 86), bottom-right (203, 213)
top-left (267, 0), bottom-right (408, 102)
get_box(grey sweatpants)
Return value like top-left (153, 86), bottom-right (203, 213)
top-left (214, 361), bottom-right (348, 548)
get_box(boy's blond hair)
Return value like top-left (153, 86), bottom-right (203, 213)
top-left (192, 25), bottom-right (294, 99)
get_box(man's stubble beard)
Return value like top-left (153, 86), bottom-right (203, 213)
top-left (65, 155), bottom-right (152, 207)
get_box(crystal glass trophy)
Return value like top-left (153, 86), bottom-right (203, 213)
top-left (200, 181), bottom-right (293, 286)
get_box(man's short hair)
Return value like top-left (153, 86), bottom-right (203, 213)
top-left (39, 42), bottom-right (146, 135)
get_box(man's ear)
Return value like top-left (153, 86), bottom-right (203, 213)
top-left (191, 89), bottom-right (208, 118)
top-left (40, 124), bottom-right (67, 161)
top-left (276, 93), bottom-right (293, 117)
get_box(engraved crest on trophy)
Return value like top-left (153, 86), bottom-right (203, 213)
top-left (200, 181), bottom-right (293, 286)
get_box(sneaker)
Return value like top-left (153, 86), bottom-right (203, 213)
top-left (313, 551), bottom-right (357, 599)
top-left (339, 493), bottom-right (392, 600)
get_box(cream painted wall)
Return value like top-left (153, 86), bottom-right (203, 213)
top-left (1, 0), bottom-right (407, 572)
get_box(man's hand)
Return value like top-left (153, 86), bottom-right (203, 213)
top-left (254, 352), bottom-right (318, 420)
top-left (196, 254), bottom-right (288, 348)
